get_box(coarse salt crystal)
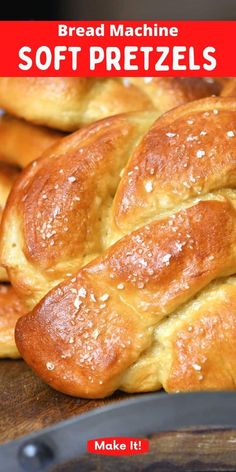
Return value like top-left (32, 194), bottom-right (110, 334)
top-left (186, 135), bottom-right (198, 142)
top-left (68, 176), bottom-right (76, 183)
top-left (78, 287), bottom-right (87, 298)
top-left (122, 78), bottom-right (130, 87)
top-left (137, 282), bottom-right (144, 289)
top-left (196, 150), bottom-right (205, 158)
top-left (117, 283), bottom-right (125, 290)
top-left (144, 77), bottom-right (153, 83)
top-left (144, 181), bottom-right (153, 193)
top-left (162, 254), bottom-right (171, 265)
top-left (74, 297), bottom-right (82, 310)
top-left (100, 293), bottom-right (110, 302)
top-left (92, 329), bottom-right (100, 339)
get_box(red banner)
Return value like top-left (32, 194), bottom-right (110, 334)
top-left (87, 437), bottom-right (149, 455)
top-left (0, 21), bottom-right (235, 76)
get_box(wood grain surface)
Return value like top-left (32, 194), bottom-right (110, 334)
top-left (0, 359), bottom-right (131, 444)
top-left (2, 360), bottom-right (236, 471)
top-left (51, 430), bottom-right (236, 471)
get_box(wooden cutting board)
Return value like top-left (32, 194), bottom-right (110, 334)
top-left (2, 360), bottom-right (236, 471)
top-left (0, 359), bottom-right (131, 444)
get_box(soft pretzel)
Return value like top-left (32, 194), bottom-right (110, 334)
top-left (125, 77), bottom-right (222, 110)
top-left (0, 110), bottom-right (160, 306)
top-left (221, 78), bottom-right (236, 98)
top-left (0, 162), bottom-right (19, 281)
top-left (0, 77), bottom-right (222, 132)
top-left (2, 96), bottom-right (236, 397)
top-left (0, 114), bottom-right (64, 168)
top-left (0, 284), bottom-right (26, 358)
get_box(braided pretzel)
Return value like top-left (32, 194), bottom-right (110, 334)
top-left (221, 78), bottom-right (236, 98)
top-left (0, 77), bottom-right (222, 131)
top-left (0, 284), bottom-right (26, 358)
top-left (2, 96), bottom-right (236, 397)
top-left (0, 114), bottom-right (63, 168)
top-left (0, 162), bottom-right (19, 281)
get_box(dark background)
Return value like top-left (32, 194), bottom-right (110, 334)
top-left (1, 0), bottom-right (236, 20)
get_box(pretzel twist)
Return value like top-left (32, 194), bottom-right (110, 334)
top-left (0, 77), bottom-right (222, 131)
top-left (2, 97), bottom-right (236, 397)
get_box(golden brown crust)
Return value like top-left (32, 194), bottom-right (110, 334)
top-left (4, 95), bottom-right (236, 397)
top-left (221, 78), bottom-right (236, 98)
top-left (0, 162), bottom-right (19, 281)
top-left (0, 77), bottom-right (222, 131)
top-left (127, 77), bottom-right (222, 110)
top-left (0, 111), bottom-right (159, 306)
top-left (158, 278), bottom-right (236, 392)
top-left (1, 98), bottom-right (236, 306)
top-left (15, 195), bottom-right (236, 397)
top-left (0, 284), bottom-right (26, 358)
top-left (113, 97), bottom-right (236, 234)
top-left (0, 114), bottom-right (64, 168)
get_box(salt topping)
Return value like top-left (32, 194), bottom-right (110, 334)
top-left (186, 135), bottom-right (198, 142)
top-left (74, 287), bottom-right (87, 310)
top-left (46, 362), bottom-right (55, 371)
top-left (227, 131), bottom-right (235, 138)
top-left (196, 150), bottom-right (205, 158)
top-left (166, 132), bottom-right (176, 138)
top-left (117, 283), bottom-right (125, 290)
top-left (144, 181), bottom-right (153, 193)
top-left (92, 329), bottom-right (99, 339)
top-left (175, 242), bottom-right (184, 251)
top-left (122, 78), bottom-right (130, 87)
top-left (162, 254), bottom-right (171, 265)
top-left (74, 297), bottom-right (82, 310)
top-left (78, 288), bottom-right (87, 298)
top-left (192, 363), bottom-right (202, 371)
top-left (144, 77), bottom-right (153, 83)
top-left (100, 293), bottom-right (110, 302)
top-left (68, 176), bottom-right (76, 183)
top-left (137, 282), bottom-right (145, 289)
